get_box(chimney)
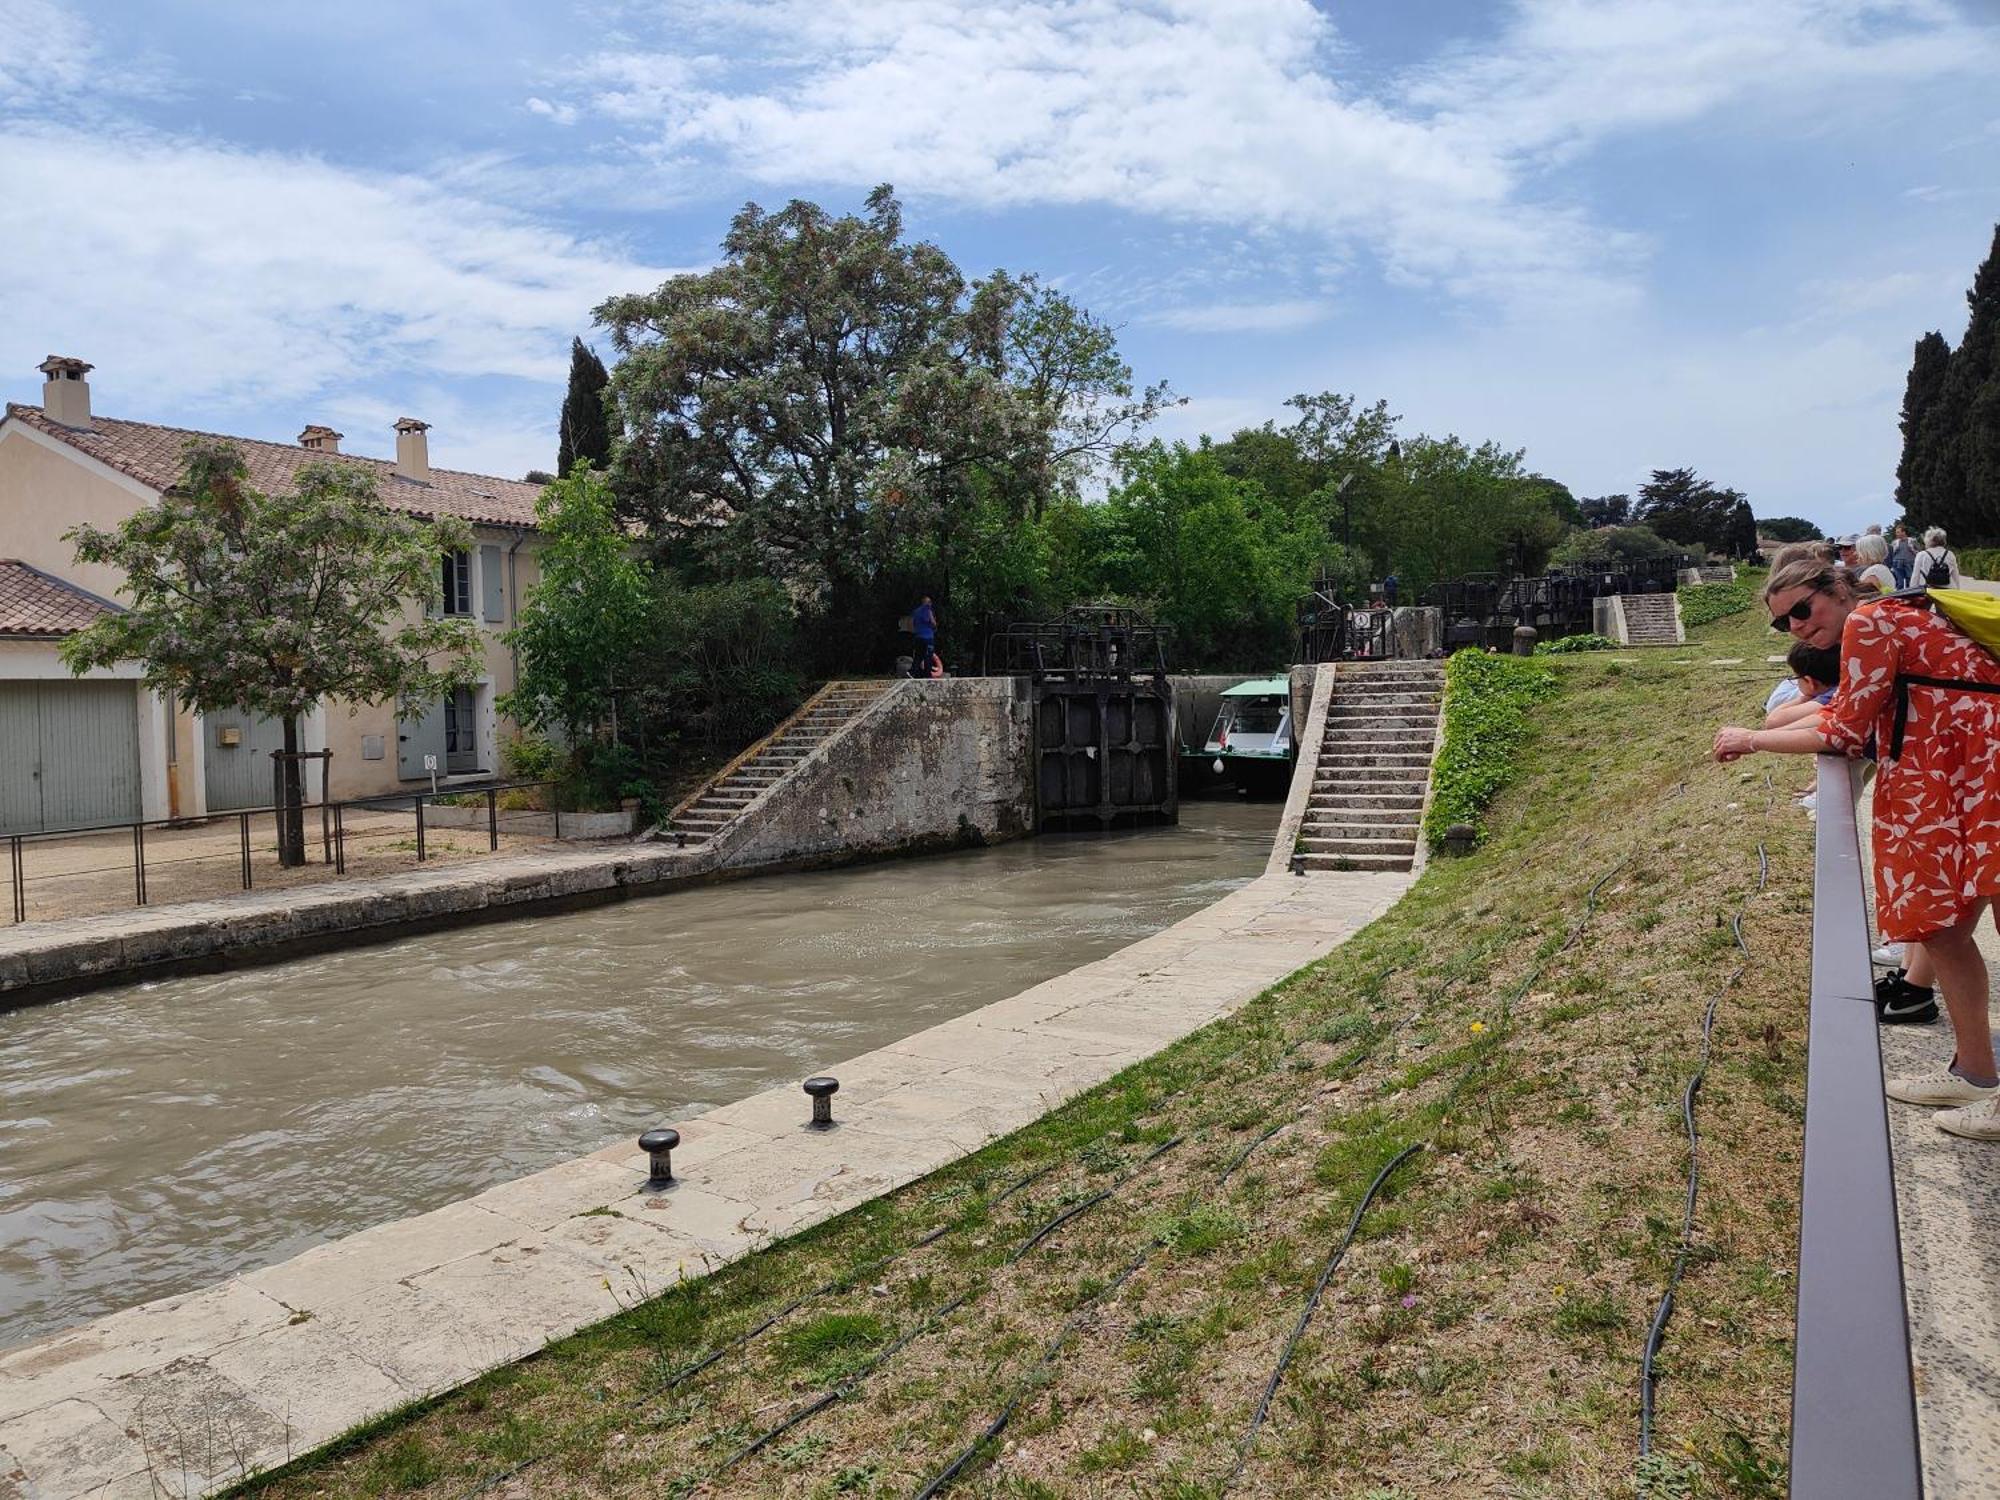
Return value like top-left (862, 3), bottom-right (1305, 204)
top-left (392, 417), bottom-right (431, 483)
top-left (38, 355), bottom-right (93, 430)
top-left (298, 424), bottom-right (343, 454)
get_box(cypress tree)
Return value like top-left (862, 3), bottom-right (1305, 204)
top-left (1960, 225), bottom-right (2000, 538)
top-left (1895, 331), bottom-right (1951, 521)
top-left (557, 337), bottom-right (612, 477)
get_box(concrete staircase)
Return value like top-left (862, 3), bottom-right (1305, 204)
top-left (656, 682), bottom-right (890, 848)
top-left (1296, 660), bottom-right (1444, 872)
top-left (1619, 593), bottom-right (1684, 646)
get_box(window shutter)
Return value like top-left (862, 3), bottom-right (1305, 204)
top-left (481, 544), bottom-right (505, 622)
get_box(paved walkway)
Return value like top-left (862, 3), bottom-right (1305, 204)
top-left (1857, 783), bottom-right (2000, 1500)
top-left (0, 865), bottom-right (1411, 1499)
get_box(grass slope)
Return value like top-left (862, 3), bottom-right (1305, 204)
top-left (233, 611), bottom-right (1808, 1500)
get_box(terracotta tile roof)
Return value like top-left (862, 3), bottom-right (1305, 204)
top-left (4, 404), bottom-right (544, 530)
top-left (0, 559), bottom-right (119, 637)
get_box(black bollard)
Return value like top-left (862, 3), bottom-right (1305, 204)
top-left (639, 1127), bottom-right (680, 1188)
top-left (804, 1075), bottom-right (839, 1129)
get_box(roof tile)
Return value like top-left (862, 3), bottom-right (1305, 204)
top-left (5, 404), bottom-right (544, 529)
top-left (0, 559), bottom-right (119, 637)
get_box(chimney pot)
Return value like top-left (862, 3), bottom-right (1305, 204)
top-left (298, 424), bottom-right (344, 454)
top-left (37, 355), bottom-right (93, 430)
top-left (393, 417), bottom-right (431, 484)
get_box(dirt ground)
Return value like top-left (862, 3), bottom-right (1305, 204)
top-left (2, 806), bottom-right (569, 925)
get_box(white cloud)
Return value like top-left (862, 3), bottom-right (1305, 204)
top-left (1149, 299), bottom-right (1333, 334)
top-left (525, 95), bottom-right (579, 125)
top-left (543, 0), bottom-right (1991, 319)
top-left (0, 121), bottom-right (678, 409)
top-left (0, 0), bottom-right (173, 108)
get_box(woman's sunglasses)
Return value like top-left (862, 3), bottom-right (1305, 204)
top-left (1769, 595), bottom-right (1817, 631)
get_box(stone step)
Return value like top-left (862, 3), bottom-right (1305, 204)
top-left (1324, 704), bottom-right (1438, 720)
top-left (1316, 752), bottom-right (1435, 768)
top-left (1299, 851), bottom-right (1414, 872)
top-left (1314, 768), bottom-right (1429, 787)
top-left (1319, 731), bottom-right (1435, 748)
top-left (1301, 835), bottom-right (1418, 856)
top-left (1310, 795), bottom-right (1425, 813)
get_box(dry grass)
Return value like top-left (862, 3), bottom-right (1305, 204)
top-left (230, 615), bottom-right (1808, 1500)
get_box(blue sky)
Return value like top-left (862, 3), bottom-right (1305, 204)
top-left (3, 0), bottom-right (1996, 533)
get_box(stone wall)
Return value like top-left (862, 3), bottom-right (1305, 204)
top-left (710, 677), bottom-right (1038, 870)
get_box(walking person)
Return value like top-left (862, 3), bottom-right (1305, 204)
top-left (1913, 528), bottom-right (1960, 589)
top-left (1712, 556), bottom-right (2000, 1140)
top-left (910, 594), bottom-right (937, 678)
top-left (1889, 524), bottom-right (1917, 589)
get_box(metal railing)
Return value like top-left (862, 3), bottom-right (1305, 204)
top-left (1788, 755), bottom-right (1922, 1497)
top-left (2, 778), bottom-right (570, 925)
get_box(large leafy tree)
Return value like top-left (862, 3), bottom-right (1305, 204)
top-left (596, 186), bottom-right (1166, 610)
top-left (502, 464), bottom-right (651, 751)
top-left (557, 337), bottom-right (612, 477)
top-left (62, 441), bottom-right (481, 864)
top-left (1631, 467), bottom-right (1750, 554)
top-left (1757, 515), bottom-right (1823, 543)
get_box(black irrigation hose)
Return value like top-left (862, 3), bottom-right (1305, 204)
top-left (911, 1125), bottom-right (1288, 1499)
top-left (1636, 841), bottom-right (1764, 1457)
top-left (698, 1133), bottom-right (1188, 1490)
top-left (1225, 1142), bottom-right (1424, 1491)
top-left (641, 1157), bottom-right (1061, 1404)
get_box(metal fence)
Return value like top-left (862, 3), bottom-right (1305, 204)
top-left (1788, 756), bottom-right (1922, 1497)
top-left (2, 778), bottom-right (570, 925)
top-left (983, 604), bottom-right (1172, 680)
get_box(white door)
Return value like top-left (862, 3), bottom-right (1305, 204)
top-left (0, 681), bottom-right (142, 833)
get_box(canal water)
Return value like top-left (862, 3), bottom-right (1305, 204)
top-left (0, 799), bottom-right (1276, 1349)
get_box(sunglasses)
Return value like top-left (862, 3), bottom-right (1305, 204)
top-left (1769, 595), bottom-right (1818, 631)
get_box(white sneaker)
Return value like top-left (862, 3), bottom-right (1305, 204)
top-left (1872, 943), bottom-right (1907, 968)
top-left (1936, 1098), bottom-right (2000, 1141)
top-left (1887, 1068), bottom-right (1999, 1107)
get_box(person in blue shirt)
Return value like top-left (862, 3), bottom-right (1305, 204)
top-left (910, 595), bottom-right (937, 677)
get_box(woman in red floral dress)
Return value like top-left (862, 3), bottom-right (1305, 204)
top-left (1714, 557), bottom-right (2000, 1142)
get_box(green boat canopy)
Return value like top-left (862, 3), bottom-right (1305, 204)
top-left (1218, 677), bottom-right (1291, 697)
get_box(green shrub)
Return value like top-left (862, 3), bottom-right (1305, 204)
top-left (1533, 632), bottom-right (1617, 655)
top-left (1422, 650), bottom-right (1557, 851)
top-left (1678, 578), bottom-right (1756, 628)
top-left (1957, 545), bottom-right (2000, 581)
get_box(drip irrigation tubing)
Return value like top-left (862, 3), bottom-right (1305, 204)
top-left (910, 1124), bottom-right (1288, 1499)
top-left (1225, 1142), bottom-right (1424, 1492)
top-left (1636, 842), bottom-right (1764, 1458)
top-left (673, 1133), bottom-right (1188, 1492)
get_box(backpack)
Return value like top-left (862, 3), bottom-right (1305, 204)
top-left (1882, 586), bottom-right (2000, 757)
top-left (1918, 548), bottom-right (1954, 588)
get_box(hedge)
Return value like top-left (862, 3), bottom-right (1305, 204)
top-left (1423, 649), bottom-right (1558, 851)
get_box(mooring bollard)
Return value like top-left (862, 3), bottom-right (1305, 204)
top-left (638, 1127), bottom-right (680, 1188)
top-left (1512, 624), bottom-right (1538, 656)
top-left (1442, 823), bottom-right (1478, 858)
top-left (804, 1075), bottom-right (839, 1129)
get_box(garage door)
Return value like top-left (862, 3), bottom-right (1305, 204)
top-left (203, 705), bottom-right (285, 812)
top-left (0, 681), bottom-right (142, 834)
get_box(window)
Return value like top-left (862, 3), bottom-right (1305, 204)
top-left (440, 550), bottom-right (472, 616)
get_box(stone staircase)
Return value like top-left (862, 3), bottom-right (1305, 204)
top-left (1296, 660), bottom-right (1444, 873)
top-left (1619, 593), bottom-right (1684, 646)
top-left (657, 682), bottom-right (890, 848)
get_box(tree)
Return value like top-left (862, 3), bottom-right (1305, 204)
top-left (1577, 494), bottom-right (1631, 528)
top-left (502, 464), bottom-right (652, 755)
top-left (1757, 515), bottom-right (1823, 543)
top-left (1551, 523), bottom-right (1679, 570)
top-left (596, 186), bottom-right (1167, 616)
top-left (1632, 468), bottom-right (1749, 554)
top-left (1895, 331), bottom-right (1952, 521)
top-left (557, 338), bottom-right (612, 478)
top-left (61, 441), bottom-right (482, 864)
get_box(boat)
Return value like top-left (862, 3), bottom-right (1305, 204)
top-left (1185, 676), bottom-right (1294, 799)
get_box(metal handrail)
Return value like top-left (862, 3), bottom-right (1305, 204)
top-left (2, 777), bottom-right (571, 924)
top-left (1788, 755), bottom-right (1922, 1497)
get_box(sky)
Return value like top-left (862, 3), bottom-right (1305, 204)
top-left (2, 0), bottom-right (1996, 534)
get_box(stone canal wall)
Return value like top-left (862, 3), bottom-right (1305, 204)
top-left (710, 676), bottom-right (1037, 870)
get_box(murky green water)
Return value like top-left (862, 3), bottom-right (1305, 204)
top-left (0, 800), bottom-right (1275, 1348)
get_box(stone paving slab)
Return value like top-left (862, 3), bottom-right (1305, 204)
top-left (0, 864), bottom-right (1411, 1499)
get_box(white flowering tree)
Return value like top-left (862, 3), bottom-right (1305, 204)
top-left (61, 440), bottom-right (483, 865)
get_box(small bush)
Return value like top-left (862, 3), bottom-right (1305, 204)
top-left (1957, 545), bottom-right (2000, 581)
top-left (1422, 650), bottom-right (1557, 851)
top-left (1533, 632), bottom-right (1617, 655)
top-left (1678, 578), bottom-right (1756, 628)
